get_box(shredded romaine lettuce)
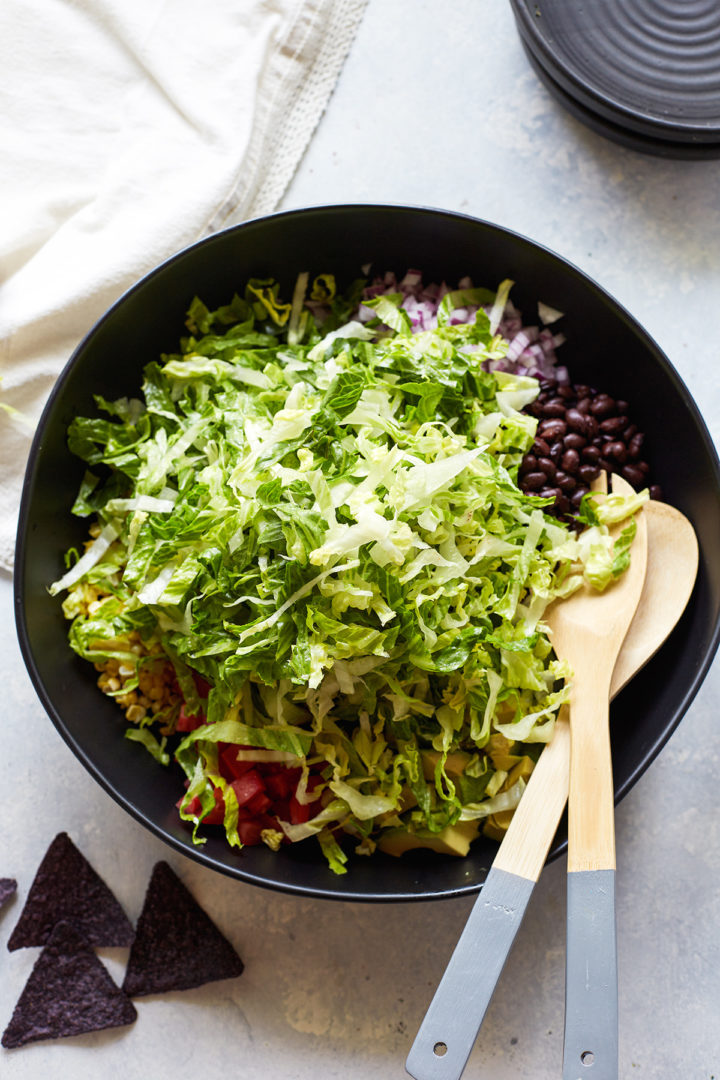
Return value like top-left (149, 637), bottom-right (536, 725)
top-left (52, 273), bottom-right (645, 873)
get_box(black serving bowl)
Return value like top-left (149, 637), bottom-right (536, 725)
top-left (15, 204), bottom-right (720, 902)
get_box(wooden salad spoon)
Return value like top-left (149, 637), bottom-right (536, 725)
top-left (406, 489), bottom-right (698, 1080)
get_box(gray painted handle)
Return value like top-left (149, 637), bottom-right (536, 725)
top-left (563, 870), bottom-right (618, 1080)
top-left (405, 867), bottom-right (534, 1080)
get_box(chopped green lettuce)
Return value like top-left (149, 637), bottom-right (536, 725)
top-left (51, 276), bottom-right (645, 872)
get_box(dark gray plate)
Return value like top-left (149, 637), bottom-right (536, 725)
top-left (518, 34), bottom-right (720, 160)
top-left (512, 0), bottom-right (720, 145)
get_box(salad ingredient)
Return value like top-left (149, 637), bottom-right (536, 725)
top-left (52, 272), bottom-right (645, 873)
top-left (2, 921), bottom-right (137, 1049)
top-left (520, 377), bottom-right (660, 522)
top-left (122, 861), bottom-right (244, 997)
top-left (358, 270), bottom-right (567, 382)
top-left (378, 819), bottom-right (480, 857)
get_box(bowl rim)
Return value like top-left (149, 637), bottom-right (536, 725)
top-left (14, 201), bottom-right (720, 901)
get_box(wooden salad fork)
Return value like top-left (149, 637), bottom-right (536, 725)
top-left (548, 472), bottom-right (647, 1080)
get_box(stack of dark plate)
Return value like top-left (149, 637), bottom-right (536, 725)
top-left (510, 0), bottom-right (720, 158)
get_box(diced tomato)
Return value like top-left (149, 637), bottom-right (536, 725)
top-left (175, 758), bottom-right (327, 846)
top-left (191, 672), bottom-right (213, 698)
top-left (200, 786), bottom-right (226, 825)
top-left (176, 704), bottom-right (206, 732)
top-left (235, 809), bottom-right (283, 846)
top-left (246, 791), bottom-right (273, 816)
top-left (285, 773), bottom-right (324, 824)
top-left (229, 770), bottom-right (265, 808)
top-left (177, 794), bottom-right (201, 815)
top-left (237, 819), bottom-right (265, 846)
top-left (306, 774), bottom-right (324, 795)
top-left (176, 786), bottom-right (224, 824)
top-left (271, 799), bottom-right (291, 822)
top-left (218, 743), bottom-right (257, 781)
top-left (288, 795), bottom-right (311, 824)
top-left (264, 770), bottom-right (296, 800)
top-left (174, 671), bottom-right (212, 731)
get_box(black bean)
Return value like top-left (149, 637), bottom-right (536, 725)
top-left (578, 464), bottom-right (600, 484)
top-left (561, 448), bottom-right (580, 474)
top-left (627, 433), bottom-right (644, 460)
top-left (583, 415), bottom-right (599, 439)
top-left (589, 393), bottom-right (616, 418)
top-left (599, 416), bottom-right (628, 435)
top-left (540, 402), bottom-right (567, 419)
top-left (538, 418), bottom-right (567, 441)
top-left (523, 471), bottom-right (547, 490)
top-left (565, 408), bottom-right (586, 433)
top-left (521, 380), bottom-right (659, 525)
top-left (605, 440), bottom-right (627, 464)
top-left (649, 484), bottom-right (663, 501)
top-left (621, 464), bottom-right (645, 488)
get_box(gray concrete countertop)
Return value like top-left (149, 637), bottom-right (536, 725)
top-left (2, 2), bottom-right (719, 1077)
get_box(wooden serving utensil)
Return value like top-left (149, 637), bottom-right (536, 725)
top-left (554, 473), bottom-right (646, 1080)
top-left (406, 489), bottom-right (698, 1080)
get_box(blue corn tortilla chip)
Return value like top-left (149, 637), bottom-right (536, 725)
top-left (7, 833), bottom-right (134, 950)
top-left (0, 879), bottom-right (17, 911)
top-left (122, 861), bottom-right (244, 997)
top-left (2, 920), bottom-right (137, 1049)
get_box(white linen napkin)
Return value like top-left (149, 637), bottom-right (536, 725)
top-left (0, 0), bottom-right (367, 571)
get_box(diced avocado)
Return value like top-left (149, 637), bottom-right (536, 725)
top-left (420, 749), bottom-right (471, 781)
top-left (483, 758), bottom-right (535, 841)
top-left (377, 819), bottom-right (480, 858)
top-left (483, 810), bottom-right (514, 843)
top-left (507, 756), bottom-right (535, 785)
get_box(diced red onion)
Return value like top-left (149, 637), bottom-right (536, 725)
top-left (351, 272), bottom-right (564, 382)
